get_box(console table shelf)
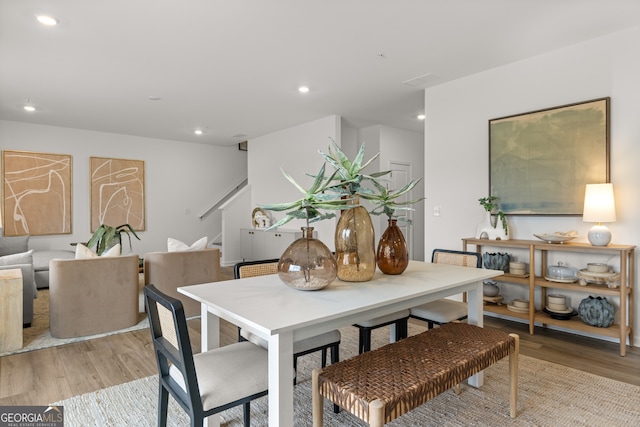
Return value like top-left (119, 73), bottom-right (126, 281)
top-left (462, 238), bottom-right (635, 356)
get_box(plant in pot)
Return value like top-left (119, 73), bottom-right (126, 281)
top-left (260, 163), bottom-right (350, 290)
top-left (318, 140), bottom-right (390, 282)
top-left (86, 223), bottom-right (141, 256)
top-left (360, 178), bottom-right (424, 274)
top-left (476, 196), bottom-right (509, 240)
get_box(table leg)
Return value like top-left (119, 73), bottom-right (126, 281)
top-left (202, 305), bottom-right (220, 427)
top-left (467, 280), bottom-right (485, 388)
top-left (268, 331), bottom-right (294, 427)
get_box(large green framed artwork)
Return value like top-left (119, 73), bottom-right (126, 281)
top-left (2, 150), bottom-right (72, 236)
top-left (90, 157), bottom-right (145, 232)
top-left (489, 97), bottom-right (610, 215)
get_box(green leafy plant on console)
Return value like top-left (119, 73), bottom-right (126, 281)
top-left (87, 223), bottom-right (141, 256)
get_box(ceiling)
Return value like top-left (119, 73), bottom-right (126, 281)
top-left (2, 1), bottom-right (640, 147)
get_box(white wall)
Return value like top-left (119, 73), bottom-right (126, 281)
top-left (220, 184), bottom-right (251, 266)
top-left (359, 125), bottom-right (425, 261)
top-left (246, 116), bottom-right (426, 261)
top-left (424, 26), bottom-right (640, 345)
top-left (378, 125), bottom-right (425, 261)
top-left (0, 120), bottom-right (247, 255)
top-left (247, 115), bottom-right (341, 248)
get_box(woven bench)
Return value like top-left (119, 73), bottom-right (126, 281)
top-left (312, 322), bottom-right (519, 426)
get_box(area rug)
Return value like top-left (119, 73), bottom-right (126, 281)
top-left (0, 287), bottom-right (150, 357)
top-left (53, 326), bottom-right (640, 427)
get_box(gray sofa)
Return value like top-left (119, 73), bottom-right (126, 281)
top-left (0, 236), bottom-right (36, 326)
top-left (33, 250), bottom-right (75, 289)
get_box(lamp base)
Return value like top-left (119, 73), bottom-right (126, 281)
top-left (588, 225), bottom-right (612, 246)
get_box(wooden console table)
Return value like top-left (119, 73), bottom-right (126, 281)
top-left (462, 238), bottom-right (635, 356)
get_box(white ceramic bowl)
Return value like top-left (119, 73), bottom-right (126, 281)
top-left (547, 294), bottom-right (566, 305)
top-left (513, 299), bottom-right (529, 308)
top-left (548, 302), bottom-right (567, 311)
top-left (587, 263), bottom-right (609, 273)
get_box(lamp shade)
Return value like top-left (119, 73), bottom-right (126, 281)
top-left (583, 183), bottom-right (616, 223)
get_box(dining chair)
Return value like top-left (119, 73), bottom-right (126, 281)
top-left (234, 259), bottom-right (341, 385)
top-left (353, 310), bottom-right (410, 353)
top-left (409, 249), bottom-right (482, 328)
top-left (144, 284), bottom-right (269, 427)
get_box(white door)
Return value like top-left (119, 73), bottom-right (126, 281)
top-left (388, 161), bottom-right (413, 259)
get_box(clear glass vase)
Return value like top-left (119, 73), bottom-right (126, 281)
top-left (377, 218), bottom-right (409, 275)
top-left (334, 197), bottom-right (376, 282)
top-left (277, 227), bottom-right (337, 290)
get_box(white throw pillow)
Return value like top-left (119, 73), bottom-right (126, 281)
top-left (75, 243), bottom-right (122, 259)
top-left (0, 249), bottom-right (33, 266)
top-left (167, 237), bottom-right (208, 252)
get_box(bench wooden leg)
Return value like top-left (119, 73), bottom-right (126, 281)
top-left (369, 399), bottom-right (385, 427)
top-left (312, 369), bottom-right (324, 427)
top-left (509, 333), bottom-right (519, 418)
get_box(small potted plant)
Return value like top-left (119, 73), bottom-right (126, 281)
top-left (477, 196), bottom-right (509, 240)
top-left (260, 163), bottom-right (350, 290)
top-left (86, 223), bottom-right (140, 255)
top-left (360, 178), bottom-right (424, 274)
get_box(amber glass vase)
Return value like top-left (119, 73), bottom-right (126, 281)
top-left (377, 219), bottom-right (409, 275)
top-left (277, 227), bottom-right (337, 291)
top-left (334, 197), bottom-right (376, 282)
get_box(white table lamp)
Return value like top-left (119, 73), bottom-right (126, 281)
top-left (583, 183), bottom-right (616, 246)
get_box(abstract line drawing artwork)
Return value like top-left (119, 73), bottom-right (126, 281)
top-left (2, 150), bottom-right (72, 236)
top-left (90, 157), bottom-right (145, 232)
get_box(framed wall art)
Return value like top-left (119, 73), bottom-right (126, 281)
top-left (489, 97), bottom-right (610, 215)
top-left (2, 150), bottom-right (72, 236)
top-left (90, 157), bottom-right (145, 232)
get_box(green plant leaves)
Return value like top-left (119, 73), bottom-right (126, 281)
top-left (87, 223), bottom-right (140, 255)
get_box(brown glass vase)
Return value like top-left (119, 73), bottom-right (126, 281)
top-left (376, 218), bottom-right (409, 275)
top-left (334, 196), bottom-right (376, 282)
top-left (277, 227), bottom-right (337, 290)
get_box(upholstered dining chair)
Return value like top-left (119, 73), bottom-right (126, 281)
top-left (409, 249), bottom-right (482, 328)
top-left (144, 284), bottom-right (269, 427)
top-left (234, 259), bottom-right (341, 389)
top-left (353, 310), bottom-right (410, 353)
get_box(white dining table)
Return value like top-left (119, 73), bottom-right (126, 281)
top-left (178, 260), bottom-right (503, 427)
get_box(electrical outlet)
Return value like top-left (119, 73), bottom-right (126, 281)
top-left (433, 206), bottom-right (441, 217)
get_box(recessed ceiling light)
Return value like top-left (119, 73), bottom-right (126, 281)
top-left (194, 129), bottom-right (203, 135)
top-left (298, 86), bottom-right (310, 93)
top-left (36, 15), bottom-right (59, 26)
top-left (24, 105), bottom-right (36, 112)
top-left (417, 114), bottom-right (426, 120)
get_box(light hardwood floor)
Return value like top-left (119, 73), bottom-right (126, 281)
top-left (1, 267), bottom-right (638, 407)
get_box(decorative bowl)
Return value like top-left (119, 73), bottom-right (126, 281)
top-left (587, 263), bottom-right (609, 273)
top-left (513, 299), bottom-right (529, 309)
top-left (483, 281), bottom-right (500, 297)
top-left (547, 294), bottom-right (566, 305)
top-left (548, 302), bottom-right (567, 312)
top-left (534, 233), bottom-right (577, 244)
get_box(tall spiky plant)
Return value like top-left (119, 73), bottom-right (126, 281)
top-left (260, 163), bottom-right (352, 230)
top-left (318, 139), bottom-right (390, 196)
top-left (360, 177), bottom-right (425, 221)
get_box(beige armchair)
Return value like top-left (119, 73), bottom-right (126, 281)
top-left (49, 254), bottom-right (140, 338)
top-left (144, 248), bottom-right (220, 317)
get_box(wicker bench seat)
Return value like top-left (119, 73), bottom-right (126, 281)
top-left (312, 322), bottom-right (519, 426)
